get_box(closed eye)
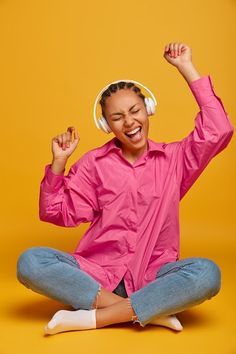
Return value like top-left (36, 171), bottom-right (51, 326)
top-left (112, 109), bottom-right (140, 121)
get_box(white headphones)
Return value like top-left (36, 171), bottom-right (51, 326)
top-left (93, 79), bottom-right (157, 134)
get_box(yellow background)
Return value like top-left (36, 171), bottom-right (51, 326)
top-left (1, 1), bottom-right (235, 353)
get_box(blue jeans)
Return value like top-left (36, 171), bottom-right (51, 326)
top-left (16, 246), bottom-right (221, 327)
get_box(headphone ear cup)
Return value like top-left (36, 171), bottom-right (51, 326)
top-left (98, 116), bottom-right (112, 133)
top-left (144, 97), bottom-right (156, 115)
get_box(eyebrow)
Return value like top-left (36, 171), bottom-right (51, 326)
top-left (110, 103), bottom-right (140, 117)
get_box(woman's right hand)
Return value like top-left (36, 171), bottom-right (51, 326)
top-left (51, 126), bottom-right (80, 161)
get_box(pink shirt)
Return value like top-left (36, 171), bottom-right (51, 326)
top-left (39, 75), bottom-right (234, 297)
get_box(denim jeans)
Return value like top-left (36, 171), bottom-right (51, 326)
top-left (16, 246), bottom-right (221, 327)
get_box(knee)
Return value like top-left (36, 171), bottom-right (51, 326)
top-left (194, 258), bottom-right (221, 298)
top-left (16, 247), bottom-right (44, 287)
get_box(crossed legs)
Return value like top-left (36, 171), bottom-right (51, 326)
top-left (17, 247), bottom-right (221, 334)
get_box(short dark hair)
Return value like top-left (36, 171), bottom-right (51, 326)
top-left (99, 81), bottom-right (145, 119)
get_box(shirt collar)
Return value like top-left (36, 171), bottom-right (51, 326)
top-left (95, 137), bottom-right (165, 159)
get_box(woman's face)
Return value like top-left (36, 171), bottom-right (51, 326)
top-left (104, 89), bottom-right (149, 156)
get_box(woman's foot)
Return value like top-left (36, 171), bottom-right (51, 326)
top-left (44, 304), bottom-right (183, 335)
top-left (44, 309), bottom-right (96, 335)
top-left (149, 314), bottom-right (183, 331)
top-left (45, 298), bottom-right (135, 335)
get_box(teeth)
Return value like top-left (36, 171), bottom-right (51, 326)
top-left (126, 127), bottom-right (140, 135)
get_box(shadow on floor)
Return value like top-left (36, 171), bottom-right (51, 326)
top-left (7, 296), bottom-right (212, 332)
top-left (7, 297), bottom-right (72, 320)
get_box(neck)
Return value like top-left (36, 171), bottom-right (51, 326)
top-left (121, 141), bottom-right (148, 164)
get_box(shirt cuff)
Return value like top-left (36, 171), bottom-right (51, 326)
top-left (188, 75), bottom-right (217, 106)
top-left (42, 164), bottom-right (65, 191)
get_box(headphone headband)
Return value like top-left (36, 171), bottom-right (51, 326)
top-left (93, 79), bottom-right (157, 129)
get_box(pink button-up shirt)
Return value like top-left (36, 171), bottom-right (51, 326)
top-left (39, 75), bottom-right (234, 297)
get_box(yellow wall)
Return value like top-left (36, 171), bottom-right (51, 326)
top-left (0, 0), bottom-right (235, 274)
top-left (1, 2), bottom-right (236, 353)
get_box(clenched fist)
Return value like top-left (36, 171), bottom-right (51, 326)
top-left (163, 42), bottom-right (192, 68)
top-left (51, 126), bottom-right (80, 161)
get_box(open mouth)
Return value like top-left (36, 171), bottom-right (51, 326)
top-left (125, 127), bottom-right (142, 140)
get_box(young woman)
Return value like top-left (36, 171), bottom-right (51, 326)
top-left (17, 42), bottom-right (234, 335)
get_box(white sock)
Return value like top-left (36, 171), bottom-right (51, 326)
top-left (44, 309), bottom-right (97, 335)
top-left (149, 314), bottom-right (183, 331)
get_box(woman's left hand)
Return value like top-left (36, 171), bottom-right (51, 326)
top-left (163, 42), bottom-right (192, 68)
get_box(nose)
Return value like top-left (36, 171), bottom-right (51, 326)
top-left (124, 113), bottom-right (135, 127)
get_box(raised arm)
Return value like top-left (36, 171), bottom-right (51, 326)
top-left (164, 42), bottom-right (201, 82)
top-left (39, 127), bottom-right (99, 227)
top-left (164, 42), bottom-right (234, 199)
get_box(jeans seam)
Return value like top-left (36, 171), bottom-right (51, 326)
top-left (157, 262), bottom-right (195, 279)
top-left (90, 284), bottom-right (102, 310)
top-left (127, 297), bottom-right (145, 327)
top-left (55, 254), bottom-right (80, 268)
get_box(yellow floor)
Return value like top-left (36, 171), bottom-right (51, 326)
top-left (1, 0), bottom-right (235, 352)
top-left (1, 240), bottom-right (236, 354)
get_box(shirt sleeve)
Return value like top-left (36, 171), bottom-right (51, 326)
top-left (39, 152), bottom-right (99, 227)
top-left (179, 75), bottom-right (234, 200)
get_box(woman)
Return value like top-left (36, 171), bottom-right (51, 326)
top-left (17, 42), bottom-right (234, 335)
